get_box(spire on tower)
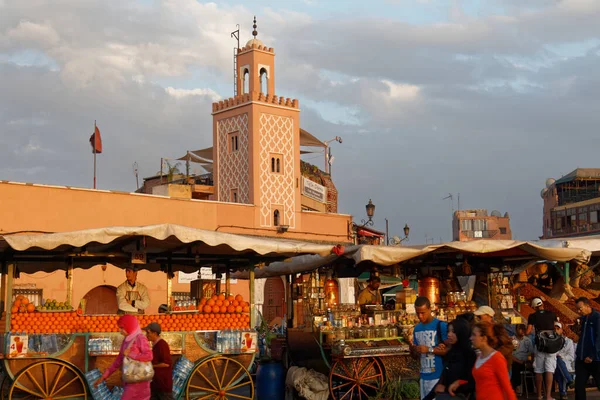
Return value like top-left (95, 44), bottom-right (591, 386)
top-left (252, 16), bottom-right (258, 38)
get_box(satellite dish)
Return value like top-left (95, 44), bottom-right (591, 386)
top-left (390, 236), bottom-right (402, 245)
top-left (541, 188), bottom-right (548, 198)
top-left (545, 178), bottom-right (556, 188)
top-left (504, 212), bottom-right (510, 218)
top-left (491, 210), bottom-right (502, 217)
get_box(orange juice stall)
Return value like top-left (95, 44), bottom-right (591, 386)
top-left (0, 224), bottom-right (335, 400)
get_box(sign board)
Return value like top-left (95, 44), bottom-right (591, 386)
top-left (9, 334), bottom-right (28, 358)
top-left (302, 177), bottom-right (327, 203)
top-left (241, 331), bottom-right (258, 353)
top-left (179, 269), bottom-right (237, 285)
top-left (178, 271), bottom-right (200, 284)
top-left (131, 251), bottom-right (147, 264)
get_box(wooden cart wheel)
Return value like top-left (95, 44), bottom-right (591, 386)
top-left (9, 360), bottom-right (87, 400)
top-left (329, 357), bottom-right (384, 400)
top-left (186, 356), bottom-right (254, 400)
top-left (0, 375), bottom-right (11, 400)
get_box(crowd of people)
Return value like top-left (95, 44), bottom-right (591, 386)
top-left (410, 296), bottom-right (600, 400)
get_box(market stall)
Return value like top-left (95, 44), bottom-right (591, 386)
top-left (233, 238), bottom-right (591, 400)
top-left (0, 224), bottom-right (336, 400)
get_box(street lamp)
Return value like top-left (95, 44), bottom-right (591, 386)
top-left (360, 199), bottom-right (375, 227)
top-left (323, 136), bottom-right (342, 174)
top-left (386, 222), bottom-right (411, 245)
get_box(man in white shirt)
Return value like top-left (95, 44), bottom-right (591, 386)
top-left (554, 322), bottom-right (574, 400)
top-left (116, 266), bottom-right (150, 314)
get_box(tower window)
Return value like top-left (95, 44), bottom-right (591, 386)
top-left (230, 189), bottom-right (238, 203)
top-left (228, 131), bottom-right (239, 153)
top-left (270, 154), bottom-right (283, 174)
top-left (274, 210), bottom-right (280, 226)
top-left (243, 69), bottom-right (250, 94)
top-left (260, 68), bottom-right (268, 95)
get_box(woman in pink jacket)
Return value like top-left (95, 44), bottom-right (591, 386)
top-left (95, 315), bottom-right (154, 400)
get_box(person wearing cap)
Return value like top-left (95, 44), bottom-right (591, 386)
top-left (357, 275), bottom-right (382, 306)
top-left (474, 305), bottom-right (496, 323)
top-left (554, 322), bottom-right (574, 400)
top-left (117, 266), bottom-right (151, 315)
top-left (511, 324), bottom-right (534, 393)
top-left (526, 297), bottom-right (558, 400)
top-left (144, 322), bottom-right (173, 400)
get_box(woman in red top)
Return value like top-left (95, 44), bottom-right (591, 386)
top-left (470, 321), bottom-right (517, 400)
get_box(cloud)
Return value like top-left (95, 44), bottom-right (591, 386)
top-left (1, 0), bottom-right (600, 243)
top-left (165, 87), bottom-right (221, 101)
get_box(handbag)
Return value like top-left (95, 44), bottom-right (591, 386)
top-left (535, 330), bottom-right (565, 354)
top-left (122, 334), bottom-right (154, 383)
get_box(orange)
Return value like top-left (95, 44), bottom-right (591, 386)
top-left (220, 306), bottom-right (227, 313)
top-left (227, 295), bottom-right (235, 302)
top-left (217, 294), bottom-right (226, 301)
top-left (207, 299), bottom-right (216, 307)
top-left (11, 306), bottom-right (18, 314)
top-left (235, 294), bottom-right (244, 302)
top-left (227, 305), bottom-right (235, 313)
top-left (203, 305), bottom-right (212, 313)
top-left (21, 298), bottom-right (30, 306)
top-left (242, 306), bottom-right (249, 313)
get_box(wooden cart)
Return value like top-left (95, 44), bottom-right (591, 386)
top-left (0, 224), bottom-right (336, 399)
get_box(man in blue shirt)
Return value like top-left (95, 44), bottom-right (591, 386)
top-left (411, 296), bottom-right (448, 400)
top-left (575, 296), bottom-right (600, 400)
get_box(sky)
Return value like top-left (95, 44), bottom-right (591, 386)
top-left (1, 0), bottom-right (600, 244)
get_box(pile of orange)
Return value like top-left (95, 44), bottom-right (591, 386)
top-left (198, 294), bottom-right (250, 314)
top-left (8, 312), bottom-right (251, 334)
top-left (10, 296), bottom-right (35, 314)
top-left (7, 293), bottom-right (252, 334)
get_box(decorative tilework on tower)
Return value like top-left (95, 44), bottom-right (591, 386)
top-left (217, 114), bottom-right (250, 203)
top-left (259, 113), bottom-right (295, 228)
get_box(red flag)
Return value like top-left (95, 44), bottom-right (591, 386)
top-left (89, 126), bottom-right (102, 154)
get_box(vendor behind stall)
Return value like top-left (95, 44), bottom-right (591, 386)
top-left (117, 266), bottom-right (150, 314)
top-left (357, 275), bottom-right (382, 306)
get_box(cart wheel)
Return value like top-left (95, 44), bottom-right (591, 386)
top-left (329, 357), bottom-right (383, 400)
top-left (9, 360), bottom-right (87, 399)
top-left (186, 356), bottom-right (254, 400)
top-left (0, 375), bottom-right (10, 400)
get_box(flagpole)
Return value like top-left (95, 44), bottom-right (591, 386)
top-left (93, 120), bottom-right (97, 189)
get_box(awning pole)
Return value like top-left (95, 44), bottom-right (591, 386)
top-left (5, 263), bottom-right (14, 334)
top-left (249, 266), bottom-right (255, 328)
top-left (226, 270), bottom-right (231, 295)
top-left (564, 262), bottom-right (570, 286)
top-left (167, 262), bottom-right (173, 311)
top-left (0, 262), bottom-right (6, 313)
top-left (67, 260), bottom-right (74, 307)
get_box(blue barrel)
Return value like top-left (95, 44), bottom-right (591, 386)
top-left (256, 360), bottom-right (285, 400)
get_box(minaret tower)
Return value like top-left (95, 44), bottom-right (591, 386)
top-left (212, 18), bottom-right (301, 230)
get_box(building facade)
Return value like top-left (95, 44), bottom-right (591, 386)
top-left (452, 209), bottom-right (512, 241)
top-left (0, 25), bottom-right (353, 318)
top-left (541, 168), bottom-right (600, 239)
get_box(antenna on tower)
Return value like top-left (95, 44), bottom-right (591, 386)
top-left (231, 24), bottom-right (240, 96)
top-left (133, 161), bottom-right (139, 190)
top-left (442, 193), bottom-right (454, 213)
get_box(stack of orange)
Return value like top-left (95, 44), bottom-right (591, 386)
top-left (198, 294), bottom-right (250, 314)
top-left (8, 293), bottom-right (252, 334)
top-left (10, 296), bottom-right (35, 314)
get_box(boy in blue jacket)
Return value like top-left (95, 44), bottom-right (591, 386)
top-left (574, 296), bottom-right (600, 400)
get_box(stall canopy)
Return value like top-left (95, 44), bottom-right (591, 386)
top-left (232, 239), bottom-right (592, 279)
top-left (0, 224), bottom-right (337, 274)
top-left (535, 235), bottom-right (600, 257)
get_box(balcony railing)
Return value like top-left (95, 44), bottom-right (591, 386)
top-left (461, 230), bottom-right (499, 239)
top-left (551, 223), bottom-right (600, 237)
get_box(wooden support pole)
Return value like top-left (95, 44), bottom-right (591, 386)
top-left (0, 262), bottom-right (6, 313)
top-left (249, 266), bottom-right (255, 328)
top-left (66, 261), bottom-right (74, 307)
top-left (5, 263), bottom-right (14, 334)
top-left (226, 270), bottom-right (231, 296)
top-left (167, 263), bottom-right (173, 312)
